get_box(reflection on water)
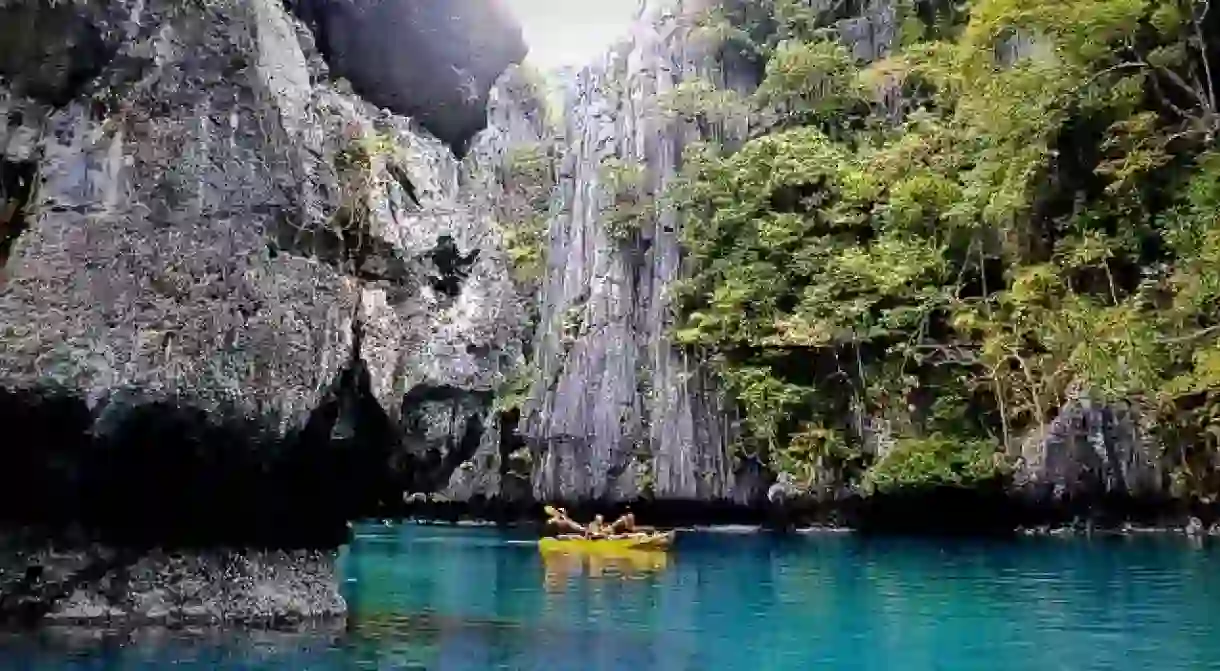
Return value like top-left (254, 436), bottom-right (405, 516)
top-left (0, 623), bottom-right (348, 669)
top-left (541, 548), bottom-right (669, 590)
top-left (4, 525), bottom-right (1220, 670)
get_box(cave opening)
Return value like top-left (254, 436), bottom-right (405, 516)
top-left (397, 385), bottom-right (494, 494)
top-left (496, 407), bottom-right (533, 511)
top-left (0, 158), bottom-right (37, 268)
top-left (293, 323), bottom-right (404, 534)
top-left (0, 332), bottom-right (404, 550)
top-left (0, 389), bottom-right (94, 531)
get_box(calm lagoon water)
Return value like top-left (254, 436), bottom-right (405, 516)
top-left (4, 524), bottom-right (1220, 670)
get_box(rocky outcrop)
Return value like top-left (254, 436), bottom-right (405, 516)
top-left (411, 0), bottom-right (903, 509)
top-left (0, 0), bottom-right (526, 621)
top-left (408, 0), bottom-right (1198, 532)
top-left (506, 0), bottom-right (917, 507)
top-left (1015, 397), bottom-right (1168, 505)
top-left (0, 532), bottom-right (343, 626)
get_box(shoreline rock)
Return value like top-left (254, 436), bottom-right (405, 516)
top-left (388, 489), bottom-right (1219, 538)
top-left (0, 532), bottom-right (345, 627)
top-left (395, 514), bottom-right (1218, 539)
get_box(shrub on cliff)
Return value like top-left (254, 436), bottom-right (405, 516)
top-left (331, 129), bottom-right (401, 270)
top-left (600, 157), bottom-right (651, 243)
top-left (501, 143), bottom-right (554, 287)
top-left (863, 437), bottom-right (1010, 495)
top-left (658, 78), bottom-right (752, 130)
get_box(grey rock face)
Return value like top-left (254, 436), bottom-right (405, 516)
top-left (0, 0), bottom-right (525, 544)
top-left (396, 65), bottom-right (560, 505)
top-left (520, 0), bottom-right (761, 505)
top-left (290, 0), bottom-right (527, 155)
top-left (1, 0), bottom-right (354, 439)
top-left (1015, 397), bottom-right (1167, 502)
top-left (836, 0), bottom-right (897, 61)
top-left (0, 536), bottom-right (344, 625)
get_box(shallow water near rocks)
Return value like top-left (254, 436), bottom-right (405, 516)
top-left (3, 524), bottom-right (1219, 670)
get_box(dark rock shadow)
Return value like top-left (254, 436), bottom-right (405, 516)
top-left (287, 0), bottom-right (527, 156)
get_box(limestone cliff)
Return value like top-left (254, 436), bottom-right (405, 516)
top-left (491, 0), bottom-right (895, 507)
top-left (471, 0), bottom-right (1174, 520)
top-left (519, 2), bottom-right (754, 505)
top-left (392, 0), bottom-right (895, 509)
top-left (0, 0), bottom-right (525, 622)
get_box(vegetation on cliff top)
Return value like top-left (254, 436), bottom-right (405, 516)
top-left (669, 0), bottom-right (1220, 498)
top-left (502, 142), bottom-right (552, 288)
top-left (492, 64), bottom-right (566, 418)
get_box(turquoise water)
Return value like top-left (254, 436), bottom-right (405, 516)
top-left (4, 524), bottom-right (1220, 670)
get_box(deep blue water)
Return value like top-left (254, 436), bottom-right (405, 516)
top-left (4, 524), bottom-right (1220, 670)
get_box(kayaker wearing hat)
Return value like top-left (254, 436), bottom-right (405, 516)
top-left (585, 514), bottom-right (609, 538)
top-left (543, 506), bottom-right (587, 537)
top-left (610, 508), bottom-right (656, 536)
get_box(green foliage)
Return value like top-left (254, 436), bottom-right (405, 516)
top-left (864, 437), bottom-right (1009, 494)
top-left (504, 446), bottom-right (533, 483)
top-left (772, 424), bottom-right (865, 496)
top-left (508, 64), bottom-right (564, 131)
top-left (755, 39), bottom-right (868, 132)
top-left (502, 215), bottom-right (547, 287)
top-left (331, 130), bottom-right (399, 267)
top-left (494, 140), bottom-right (556, 420)
top-left (335, 131), bottom-right (397, 174)
top-left (501, 143), bottom-right (554, 288)
top-left (671, 0), bottom-right (1220, 496)
top-left (561, 303), bottom-right (586, 349)
top-left (633, 452), bottom-right (656, 498)
top-left (506, 144), bottom-right (553, 211)
top-left (494, 361), bottom-right (540, 414)
top-left (769, 0), bottom-right (824, 42)
top-left (657, 79), bottom-right (751, 128)
top-left (600, 157), bottom-right (652, 242)
top-left (689, 5), bottom-right (758, 57)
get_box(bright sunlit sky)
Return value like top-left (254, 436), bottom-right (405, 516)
top-left (506, 0), bottom-right (642, 69)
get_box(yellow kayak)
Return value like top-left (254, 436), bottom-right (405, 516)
top-left (538, 531), bottom-right (676, 555)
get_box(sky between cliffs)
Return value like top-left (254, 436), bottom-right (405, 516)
top-left (506, 0), bottom-right (641, 68)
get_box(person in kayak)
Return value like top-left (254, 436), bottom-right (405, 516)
top-left (609, 509), bottom-right (656, 536)
top-left (544, 505), bottom-right (656, 540)
top-left (544, 506), bottom-right (586, 537)
top-left (584, 514), bottom-right (609, 538)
